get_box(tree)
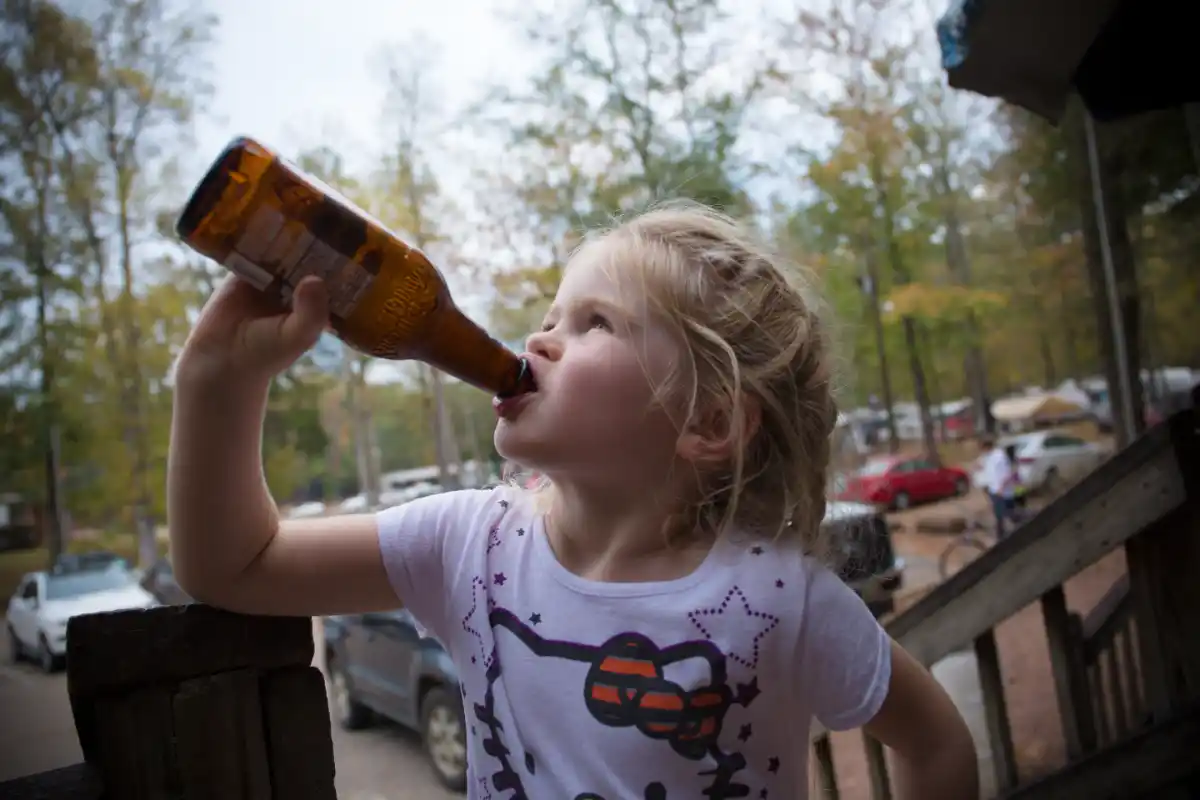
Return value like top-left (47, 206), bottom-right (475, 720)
top-left (470, 0), bottom-right (768, 333)
top-left (779, 0), bottom-right (947, 461)
top-left (0, 0), bottom-right (100, 558)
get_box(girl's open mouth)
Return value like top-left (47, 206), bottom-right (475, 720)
top-left (493, 391), bottom-right (534, 420)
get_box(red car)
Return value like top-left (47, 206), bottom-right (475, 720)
top-left (835, 456), bottom-right (970, 510)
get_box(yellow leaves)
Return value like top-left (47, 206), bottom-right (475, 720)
top-left (263, 438), bottom-right (307, 504)
top-left (883, 282), bottom-right (1008, 323)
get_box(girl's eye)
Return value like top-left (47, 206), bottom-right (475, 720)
top-left (588, 314), bottom-right (611, 331)
top-left (539, 321), bottom-right (555, 333)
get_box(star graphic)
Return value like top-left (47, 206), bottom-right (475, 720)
top-left (687, 586), bottom-right (781, 669)
top-left (516, 527), bottom-right (526, 536)
top-left (499, 499), bottom-right (509, 509)
top-left (738, 723), bottom-right (753, 742)
top-left (529, 612), bottom-right (542, 625)
top-left (775, 579), bottom-right (784, 588)
top-left (767, 757), bottom-right (780, 773)
top-left (735, 677), bottom-right (761, 706)
top-left (486, 526), bottom-right (502, 553)
top-left (494, 572), bottom-right (507, 586)
top-left (460, 576), bottom-right (492, 667)
top-left (751, 545), bottom-right (764, 555)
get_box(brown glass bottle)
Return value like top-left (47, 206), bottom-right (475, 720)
top-left (174, 135), bottom-right (535, 398)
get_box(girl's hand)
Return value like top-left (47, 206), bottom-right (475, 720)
top-left (176, 274), bottom-right (329, 387)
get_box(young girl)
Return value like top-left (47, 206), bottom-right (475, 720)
top-left (168, 203), bottom-right (977, 799)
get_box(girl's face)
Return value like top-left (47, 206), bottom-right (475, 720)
top-left (493, 243), bottom-right (684, 485)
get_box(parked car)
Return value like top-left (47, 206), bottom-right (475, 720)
top-left (323, 610), bottom-right (466, 792)
top-left (139, 558), bottom-right (194, 606)
top-left (996, 430), bottom-right (1108, 494)
top-left (52, 551), bottom-right (131, 575)
top-left (825, 500), bottom-right (904, 618)
top-left (835, 455), bottom-right (970, 510)
top-left (6, 566), bottom-right (157, 672)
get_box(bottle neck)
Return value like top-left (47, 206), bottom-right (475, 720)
top-left (416, 301), bottom-right (528, 397)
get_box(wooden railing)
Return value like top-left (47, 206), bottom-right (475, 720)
top-left (1077, 575), bottom-right (1145, 749)
top-left (1, 605), bottom-right (336, 799)
top-left (812, 395), bottom-right (1200, 798)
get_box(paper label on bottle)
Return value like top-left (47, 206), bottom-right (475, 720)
top-left (224, 251), bottom-right (274, 291)
top-left (227, 203), bottom-right (375, 318)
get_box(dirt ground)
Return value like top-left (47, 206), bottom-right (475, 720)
top-left (816, 489), bottom-right (1128, 799)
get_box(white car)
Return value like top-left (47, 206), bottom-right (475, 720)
top-left (6, 565), bottom-right (157, 672)
top-left (1001, 430), bottom-right (1108, 493)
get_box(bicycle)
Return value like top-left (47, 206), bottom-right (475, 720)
top-left (937, 495), bottom-right (1036, 580)
top-left (938, 515), bottom-right (995, 580)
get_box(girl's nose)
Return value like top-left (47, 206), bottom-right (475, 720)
top-left (526, 328), bottom-right (562, 361)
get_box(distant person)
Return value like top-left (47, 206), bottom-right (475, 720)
top-left (977, 436), bottom-right (1021, 536)
top-left (168, 203), bottom-right (977, 799)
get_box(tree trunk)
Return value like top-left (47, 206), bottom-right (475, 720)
top-left (902, 317), bottom-right (941, 466)
top-left (939, 165), bottom-right (991, 436)
top-left (861, 248), bottom-right (899, 452)
top-left (1038, 329), bottom-right (1058, 388)
top-left (430, 369), bottom-right (461, 490)
top-left (345, 355), bottom-right (379, 507)
top-left (920, 324), bottom-right (946, 444)
top-left (33, 190), bottom-right (64, 562)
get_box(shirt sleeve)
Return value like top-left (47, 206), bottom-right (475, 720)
top-left (796, 559), bottom-right (893, 732)
top-left (375, 487), bottom-right (501, 644)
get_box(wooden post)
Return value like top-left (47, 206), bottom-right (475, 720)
top-left (65, 604), bottom-right (336, 799)
top-left (1124, 404), bottom-right (1200, 722)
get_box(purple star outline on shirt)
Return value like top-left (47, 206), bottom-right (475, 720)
top-left (461, 575), bottom-right (494, 668)
top-left (687, 585), bottom-right (781, 670)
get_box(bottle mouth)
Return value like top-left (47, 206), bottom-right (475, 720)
top-left (497, 357), bottom-right (537, 399)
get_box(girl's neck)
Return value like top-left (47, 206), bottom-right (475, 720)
top-left (545, 480), bottom-right (714, 583)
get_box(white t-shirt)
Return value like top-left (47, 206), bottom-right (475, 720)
top-left (377, 486), bottom-right (892, 800)
top-left (977, 449), bottom-right (1018, 497)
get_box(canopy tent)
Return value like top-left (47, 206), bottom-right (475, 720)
top-left (935, 0), bottom-right (1199, 444)
top-left (991, 394), bottom-right (1086, 424)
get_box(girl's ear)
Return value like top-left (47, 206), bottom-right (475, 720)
top-left (676, 392), bottom-right (761, 465)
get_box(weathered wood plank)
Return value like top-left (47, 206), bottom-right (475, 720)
top-left (0, 763), bottom-right (102, 800)
top-left (90, 686), bottom-right (177, 800)
top-left (811, 734), bottom-right (839, 800)
top-left (1081, 574), bottom-right (1131, 662)
top-left (888, 426), bottom-right (1185, 667)
top-left (1117, 623), bottom-right (1144, 724)
top-left (1125, 408), bottom-right (1200, 723)
top-left (862, 733), bottom-right (892, 800)
top-left (1103, 645), bottom-right (1129, 738)
top-left (1043, 596), bottom-right (1096, 758)
top-left (974, 628), bottom-right (1019, 792)
top-left (67, 605), bottom-right (314, 697)
top-left (67, 605), bottom-right (314, 765)
top-left (261, 665), bottom-right (337, 800)
top-left (1000, 703), bottom-right (1200, 800)
top-left (173, 670), bottom-right (272, 800)
top-left (1088, 664), bottom-right (1110, 747)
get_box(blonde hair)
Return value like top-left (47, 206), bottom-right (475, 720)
top-left (523, 201), bottom-right (838, 556)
